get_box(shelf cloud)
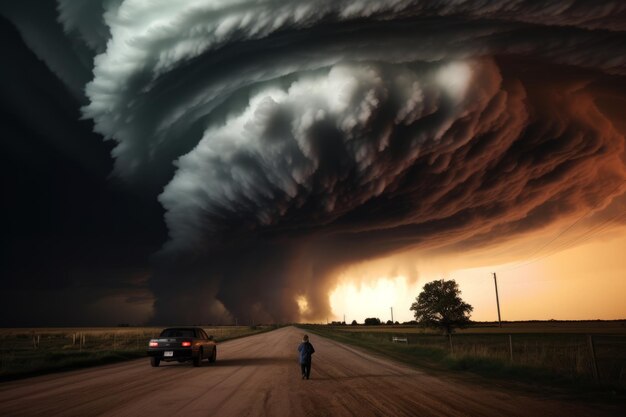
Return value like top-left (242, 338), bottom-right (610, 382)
top-left (3, 0), bottom-right (625, 324)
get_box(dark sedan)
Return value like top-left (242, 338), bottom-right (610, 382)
top-left (147, 327), bottom-right (217, 367)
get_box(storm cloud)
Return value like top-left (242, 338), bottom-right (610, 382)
top-left (2, 1), bottom-right (626, 324)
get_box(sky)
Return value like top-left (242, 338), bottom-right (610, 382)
top-left (1, 0), bottom-right (625, 326)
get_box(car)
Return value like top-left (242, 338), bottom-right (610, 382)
top-left (147, 327), bottom-right (217, 367)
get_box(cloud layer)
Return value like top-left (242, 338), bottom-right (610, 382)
top-left (3, 0), bottom-right (626, 323)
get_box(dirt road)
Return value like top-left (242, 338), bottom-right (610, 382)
top-left (0, 326), bottom-right (621, 416)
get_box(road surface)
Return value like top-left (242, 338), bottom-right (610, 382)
top-left (0, 326), bottom-right (622, 416)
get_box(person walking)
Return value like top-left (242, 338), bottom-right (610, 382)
top-left (297, 334), bottom-right (315, 380)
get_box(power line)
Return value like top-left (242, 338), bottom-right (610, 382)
top-left (551, 210), bottom-right (626, 252)
top-left (504, 208), bottom-right (626, 273)
top-left (501, 180), bottom-right (626, 272)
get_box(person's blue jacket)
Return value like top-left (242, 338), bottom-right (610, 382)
top-left (297, 341), bottom-right (315, 364)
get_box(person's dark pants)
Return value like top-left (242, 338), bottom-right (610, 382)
top-left (300, 361), bottom-right (311, 379)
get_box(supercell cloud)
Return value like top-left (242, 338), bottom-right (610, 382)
top-left (3, 1), bottom-right (626, 323)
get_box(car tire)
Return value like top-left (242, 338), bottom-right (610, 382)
top-left (209, 347), bottom-right (217, 363)
top-left (150, 357), bottom-right (160, 367)
top-left (193, 349), bottom-right (202, 367)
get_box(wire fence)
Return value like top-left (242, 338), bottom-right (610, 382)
top-left (343, 330), bottom-right (626, 387)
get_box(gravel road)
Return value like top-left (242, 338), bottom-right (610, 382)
top-left (0, 326), bottom-right (622, 416)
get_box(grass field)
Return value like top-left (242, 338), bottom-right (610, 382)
top-left (337, 321), bottom-right (626, 334)
top-left (303, 321), bottom-right (626, 393)
top-left (0, 325), bottom-right (275, 381)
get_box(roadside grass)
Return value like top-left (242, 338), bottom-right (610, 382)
top-left (301, 324), bottom-right (626, 402)
top-left (0, 325), bottom-right (276, 381)
top-left (336, 321), bottom-right (626, 335)
top-left (0, 350), bottom-right (146, 381)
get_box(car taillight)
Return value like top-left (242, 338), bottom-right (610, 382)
top-left (181, 341), bottom-right (191, 347)
top-left (149, 341), bottom-right (158, 347)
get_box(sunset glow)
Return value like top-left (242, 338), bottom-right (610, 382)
top-left (329, 232), bottom-right (626, 324)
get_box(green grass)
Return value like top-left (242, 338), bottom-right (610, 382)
top-left (0, 325), bottom-right (276, 381)
top-left (302, 325), bottom-right (626, 402)
top-left (0, 350), bottom-right (146, 381)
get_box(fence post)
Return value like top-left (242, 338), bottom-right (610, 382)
top-left (449, 333), bottom-right (453, 354)
top-left (508, 335), bottom-right (513, 362)
top-left (587, 335), bottom-right (599, 383)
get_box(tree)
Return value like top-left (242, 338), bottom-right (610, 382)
top-left (351, 320), bottom-right (358, 326)
top-left (364, 317), bottom-right (381, 325)
top-left (410, 279), bottom-right (473, 335)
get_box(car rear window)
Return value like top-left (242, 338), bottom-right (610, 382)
top-left (160, 329), bottom-right (195, 338)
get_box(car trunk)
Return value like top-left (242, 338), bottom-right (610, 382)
top-left (152, 338), bottom-right (191, 348)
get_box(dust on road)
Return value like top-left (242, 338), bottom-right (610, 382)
top-left (0, 326), bottom-right (621, 416)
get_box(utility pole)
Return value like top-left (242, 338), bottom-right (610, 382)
top-left (390, 307), bottom-right (394, 323)
top-left (493, 272), bottom-right (502, 327)
top-left (343, 314), bottom-right (346, 324)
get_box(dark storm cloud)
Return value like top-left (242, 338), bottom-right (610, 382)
top-left (0, 9), bottom-right (164, 326)
top-left (2, 1), bottom-right (626, 324)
